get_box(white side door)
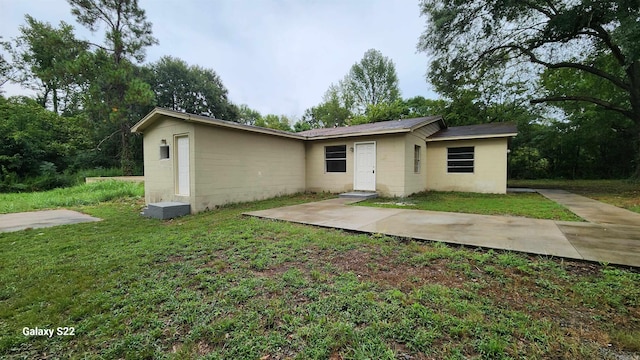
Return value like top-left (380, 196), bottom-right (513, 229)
top-left (176, 136), bottom-right (190, 196)
top-left (354, 142), bottom-right (376, 191)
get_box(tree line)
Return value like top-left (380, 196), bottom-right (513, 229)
top-left (1, 0), bottom-right (638, 192)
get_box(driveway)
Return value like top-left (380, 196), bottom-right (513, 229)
top-left (245, 193), bottom-right (640, 267)
top-left (0, 209), bottom-right (101, 233)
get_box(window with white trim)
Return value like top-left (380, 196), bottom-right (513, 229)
top-left (447, 146), bottom-right (474, 173)
top-left (414, 145), bottom-right (421, 173)
top-left (325, 145), bottom-right (347, 172)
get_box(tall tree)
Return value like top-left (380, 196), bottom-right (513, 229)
top-left (9, 15), bottom-right (88, 114)
top-left (343, 49), bottom-right (400, 113)
top-left (255, 114), bottom-right (292, 132)
top-left (418, 0), bottom-right (640, 177)
top-left (301, 86), bottom-right (353, 129)
top-left (145, 56), bottom-right (238, 121)
top-left (0, 37), bottom-right (13, 90)
top-left (68, 0), bottom-right (157, 174)
top-left (237, 104), bottom-right (262, 125)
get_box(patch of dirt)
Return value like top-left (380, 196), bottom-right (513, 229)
top-left (373, 202), bottom-right (416, 207)
top-left (309, 247), bottom-right (472, 292)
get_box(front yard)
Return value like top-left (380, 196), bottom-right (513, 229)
top-left (0, 182), bottom-right (639, 359)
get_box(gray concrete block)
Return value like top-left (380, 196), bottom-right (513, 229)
top-left (339, 192), bottom-right (378, 199)
top-left (143, 202), bottom-right (190, 219)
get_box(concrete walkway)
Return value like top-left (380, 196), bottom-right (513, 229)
top-left (536, 188), bottom-right (640, 226)
top-left (0, 209), bottom-right (101, 233)
top-left (245, 196), bottom-right (640, 267)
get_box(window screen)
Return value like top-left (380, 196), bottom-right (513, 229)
top-left (160, 145), bottom-right (170, 159)
top-left (325, 145), bottom-right (347, 172)
top-left (447, 146), bottom-right (474, 173)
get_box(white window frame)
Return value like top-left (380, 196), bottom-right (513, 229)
top-left (414, 145), bottom-right (421, 173)
top-left (325, 145), bottom-right (347, 173)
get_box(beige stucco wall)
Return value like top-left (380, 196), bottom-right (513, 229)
top-left (142, 116), bottom-right (194, 206)
top-left (305, 134), bottom-right (407, 197)
top-left (192, 123), bottom-right (305, 212)
top-left (404, 133), bottom-right (427, 195)
top-left (425, 138), bottom-right (509, 194)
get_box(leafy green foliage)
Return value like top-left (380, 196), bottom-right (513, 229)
top-left (237, 104), bottom-right (262, 125)
top-left (78, 50), bottom-right (154, 173)
top-left (297, 49), bottom-right (401, 129)
top-left (145, 56), bottom-right (238, 121)
top-left (344, 48), bottom-right (400, 113)
top-left (255, 114), bottom-right (293, 132)
top-left (300, 86), bottom-right (352, 128)
top-left (68, 0), bottom-right (157, 174)
top-left (68, 0), bottom-right (157, 64)
top-left (0, 96), bottom-right (89, 189)
top-left (418, 0), bottom-right (640, 176)
top-left (9, 15), bottom-right (88, 114)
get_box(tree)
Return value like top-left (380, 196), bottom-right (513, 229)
top-left (0, 37), bottom-right (13, 90)
top-left (403, 96), bottom-right (447, 118)
top-left (68, 0), bottom-right (157, 174)
top-left (343, 49), bottom-right (400, 113)
top-left (237, 104), bottom-right (262, 125)
top-left (146, 56), bottom-right (238, 121)
top-left (9, 15), bottom-right (88, 114)
top-left (0, 96), bottom-right (88, 186)
top-left (535, 53), bottom-right (636, 178)
top-left (418, 0), bottom-right (640, 177)
top-left (69, 0), bottom-right (157, 64)
top-left (301, 86), bottom-right (353, 129)
top-left (255, 114), bottom-right (292, 132)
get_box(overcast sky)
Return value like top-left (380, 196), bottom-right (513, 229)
top-left (0, 0), bottom-right (438, 118)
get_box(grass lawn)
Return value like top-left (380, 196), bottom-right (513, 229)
top-left (357, 191), bottom-right (583, 221)
top-left (0, 181), bottom-right (145, 214)
top-left (1, 183), bottom-right (639, 359)
top-left (509, 179), bottom-right (640, 214)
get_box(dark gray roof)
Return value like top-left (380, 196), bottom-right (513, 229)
top-left (297, 116), bottom-right (443, 138)
top-left (427, 122), bottom-right (518, 141)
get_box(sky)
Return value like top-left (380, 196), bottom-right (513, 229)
top-left (0, 0), bottom-right (438, 119)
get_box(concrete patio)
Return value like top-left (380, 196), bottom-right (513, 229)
top-left (245, 192), bottom-right (640, 267)
top-left (0, 209), bottom-right (101, 233)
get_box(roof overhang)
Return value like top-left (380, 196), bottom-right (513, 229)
top-left (425, 132), bottom-right (518, 142)
top-left (304, 128), bottom-right (413, 140)
top-left (131, 108), bottom-right (306, 140)
top-left (301, 117), bottom-right (446, 140)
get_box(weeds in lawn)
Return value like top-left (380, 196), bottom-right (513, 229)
top-left (358, 191), bottom-right (583, 221)
top-left (0, 189), bottom-right (638, 359)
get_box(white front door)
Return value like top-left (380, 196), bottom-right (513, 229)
top-left (354, 142), bottom-right (376, 191)
top-left (176, 136), bottom-right (190, 196)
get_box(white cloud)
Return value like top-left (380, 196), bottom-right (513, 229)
top-left (1, 0), bottom-right (438, 118)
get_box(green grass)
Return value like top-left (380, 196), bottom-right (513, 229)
top-left (509, 179), bottom-right (640, 213)
top-left (1, 185), bottom-right (639, 359)
top-left (0, 181), bottom-right (144, 214)
top-left (357, 191), bottom-right (583, 221)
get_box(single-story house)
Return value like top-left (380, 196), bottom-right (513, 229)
top-left (131, 108), bottom-right (517, 213)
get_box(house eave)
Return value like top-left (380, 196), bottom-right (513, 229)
top-left (425, 132), bottom-right (518, 142)
top-left (131, 108), bottom-right (305, 140)
top-left (304, 128), bottom-right (412, 140)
